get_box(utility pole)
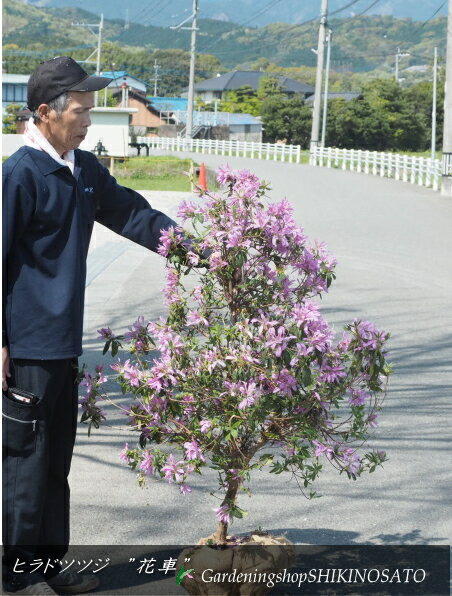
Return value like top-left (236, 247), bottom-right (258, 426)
top-left (395, 47), bottom-right (409, 84)
top-left (310, 0), bottom-right (328, 150)
top-left (170, 0), bottom-right (199, 139)
top-left (72, 13), bottom-right (104, 106)
top-left (432, 47), bottom-right (438, 162)
top-left (151, 60), bottom-right (161, 96)
top-left (95, 14), bottom-right (104, 107)
top-left (321, 28), bottom-right (333, 148)
top-left (441, 0), bottom-right (452, 196)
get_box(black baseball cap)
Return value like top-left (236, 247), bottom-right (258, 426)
top-left (27, 56), bottom-right (113, 111)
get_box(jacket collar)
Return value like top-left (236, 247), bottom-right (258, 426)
top-left (25, 147), bottom-right (82, 180)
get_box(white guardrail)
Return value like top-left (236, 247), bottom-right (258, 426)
top-left (136, 136), bottom-right (303, 163)
top-left (134, 136), bottom-right (442, 191)
top-left (311, 145), bottom-right (441, 191)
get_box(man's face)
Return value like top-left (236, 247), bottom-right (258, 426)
top-left (45, 91), bottom-right (94, 155)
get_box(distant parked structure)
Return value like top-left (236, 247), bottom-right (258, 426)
top-left (190, 70), bottom-right (315, 103)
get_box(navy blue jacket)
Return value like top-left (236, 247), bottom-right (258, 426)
top-left (2, 146), bottom-right (177, 360)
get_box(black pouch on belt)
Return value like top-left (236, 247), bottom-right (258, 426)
top-left (2, 387), bottom-right (42, 454)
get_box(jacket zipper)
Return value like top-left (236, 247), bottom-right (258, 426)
top-left (2, 412), bottom-right (37, 431)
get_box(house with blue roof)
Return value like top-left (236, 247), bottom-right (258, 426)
top-left (116, 92), bottom-right (262, 141)
top-left (146, 96), bottom-right (262, 141)
top-left (100, 71), bottom-right (147, 95)
top-left (147, 97), bottom-right (188, 113)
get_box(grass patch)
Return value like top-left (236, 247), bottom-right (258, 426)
top-left (116, 176), bottom-right (192, 191)
top-left (114, 155), bottom-right (194, 191)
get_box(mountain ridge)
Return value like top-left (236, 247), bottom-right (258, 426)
top-left (3, 0), bottom-right (447, 82)
top-left (24, 0), bottom-right (449, 27)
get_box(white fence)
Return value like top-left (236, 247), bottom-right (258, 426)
top-left (136, 136), bottom-right (441, 191)
top-left (136, 136), bottom-right (304, 163)
top-left (310, 145), bottom-right (442, 191)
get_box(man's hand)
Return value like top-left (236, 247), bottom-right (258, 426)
top-left (2, 346), bottom-right (11, 392)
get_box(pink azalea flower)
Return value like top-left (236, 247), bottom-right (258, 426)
top-left (200, 419), bottom-right (212, 433)
top-left (119, 443), bottom-right (130, 463)
top-left (214, 504), bottom-right (232, 524)
top-left (184, 439), bottom-right (206, 462)
top-left (179, 484), bottom-right (192, 495)
top-left (348, 389), bottom-right (369, 406)
top-left (313, 439), bottom-right (335, 460)
top-left (139, 450), bottom-right (155, 475)
top-left (97, 327), bottom-right (115, 340)
top-left (162, 454), bottom-right (186, 483)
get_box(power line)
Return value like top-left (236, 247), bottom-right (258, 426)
top-left (330, 0), bottom-right (365, 17)
top-left (421, 1), bottom-right (447, 27)
top-left (379, 1), bottom-right (448, 59)
top-left (149, 0), bottom-right (177, 27)
top-left (127, 1), bottom-right (161, 27)
top-left (354, 0), bottom-right (381, 18)
top-left (197, 0), bottom-right (287, 54)
top-left (239, 0), bottom-right (285, 28)
top-left (201, 8), bottom-right (447, 62)
top-left (197, 11), bottom-right (319, 55)
top-left (197, 0), bottom-right (381, 58)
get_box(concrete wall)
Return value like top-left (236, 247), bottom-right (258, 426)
top-left (2, 134), bottom-right (24, 157)
top-left (229, 125), bottom-right (262, 143)
top-left (158, 124), bottom-right (184, 138)
top-left (79, 108), bottom-right (137, 157)
top-left (3, 108), bottom-right (137, 157)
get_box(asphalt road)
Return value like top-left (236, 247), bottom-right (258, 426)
top-left (70, 156), bottom-right (451, 575)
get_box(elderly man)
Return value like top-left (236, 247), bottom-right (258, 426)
top-left (2, 56), bottom-right (188, 595)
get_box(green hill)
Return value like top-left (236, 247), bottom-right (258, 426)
top-left (2, 0), bottom-right (447, 93)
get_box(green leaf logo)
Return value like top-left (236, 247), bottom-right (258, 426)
top-left (176, 564), bottom-right (194, 585)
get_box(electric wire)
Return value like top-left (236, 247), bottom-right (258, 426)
top-left (421, 1), bottom-right (447, 27)
top-left (329, 0), bottom-right (366, 17)
top-left (354, 0), bottom-right (381, 19)
top-left (5, 1), bottom-right (446, 80)
top-left (126, 2), bottom-right (160, 28)
top-left (197, 0), bottom-right (379, 57)
top-left (196, 0), bottom-right (286, 54)
top-left (238, 0), bottom-right (286, 28)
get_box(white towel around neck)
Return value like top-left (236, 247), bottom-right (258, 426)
top-left (23, 117), bottom-right (75, 175)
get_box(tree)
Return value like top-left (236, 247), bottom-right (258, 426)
top-left (2, 103), bottom-right (22, 134)
top-left (256, 75), bottom-right (284, 100)
top-left (260, 95), bottom-right (312, 146)
top-left (220, 86), bottom-right (260, 116)
top-left (405, 80), bottom-right (444, 151)
top-left (326, 98), bottom-right (392, 150)
top-left (325, 79), bottom-right (432, 152)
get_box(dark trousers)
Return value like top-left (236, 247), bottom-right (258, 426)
top-left (2, 358), bottom-right (79, 582)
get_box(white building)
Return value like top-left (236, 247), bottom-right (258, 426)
top-left (3, 107), bottom-right (137, 158)
top-left (2, 74), bottom-right (29, 113)
top-left (79, 107), bottom-right (137, 157)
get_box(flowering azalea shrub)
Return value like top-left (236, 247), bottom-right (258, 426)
top-left (84, 166), bottom-right (390, 543)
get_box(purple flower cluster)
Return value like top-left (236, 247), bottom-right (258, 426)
top-left (91, 165), bottom-right (390, 533)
